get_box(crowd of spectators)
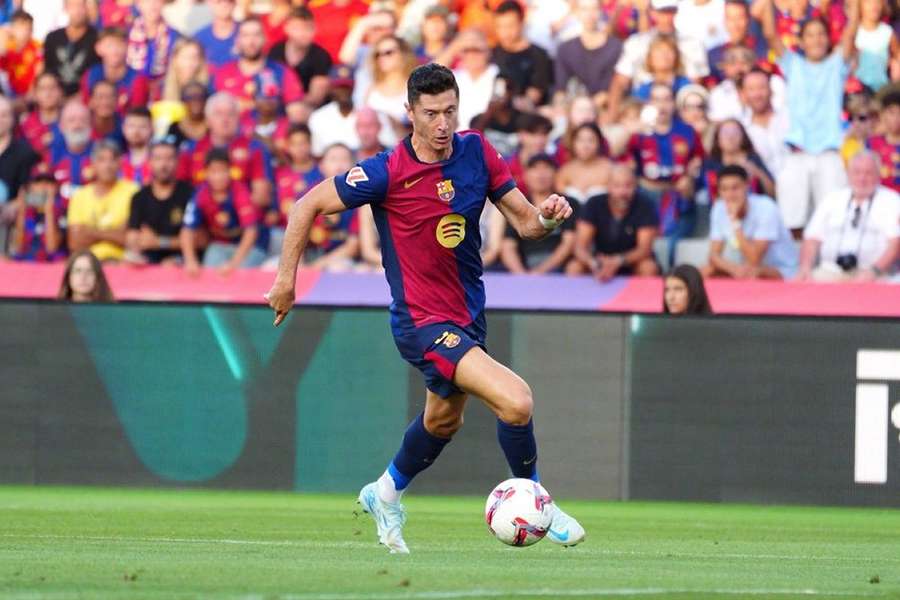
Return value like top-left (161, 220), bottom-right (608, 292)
top-left (0, 0), bottom-right (898, 285)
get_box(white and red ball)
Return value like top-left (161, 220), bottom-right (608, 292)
top-left (484, 478), bottom-right (553, 547)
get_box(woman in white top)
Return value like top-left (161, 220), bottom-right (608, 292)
top-left (855, 0), bottom-right (899, 91)
top-left (555, 122), bottom-right (612, 205)
top-left (365, 35), bottom-right (419, 139)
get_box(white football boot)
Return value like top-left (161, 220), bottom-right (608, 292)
top-left (546, 502), bottom-right (586, 547)
top-left (357, 482), bottom-right (410, 554)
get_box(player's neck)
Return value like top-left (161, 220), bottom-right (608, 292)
top-left (410, 134), bottom-right (452, 163)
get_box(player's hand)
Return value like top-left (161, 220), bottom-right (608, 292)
top-left (539, 194), bottom-right (573, 223)
top-left (265, 281), bottom-right (295, 327)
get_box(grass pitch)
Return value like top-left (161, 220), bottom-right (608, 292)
top-left (0, 486), bottom-right (897, 600)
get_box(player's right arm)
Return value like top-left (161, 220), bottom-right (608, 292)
top-left (265, 178), bottom-right (347, 326)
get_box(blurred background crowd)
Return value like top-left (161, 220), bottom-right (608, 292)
top-left (0, 0), bottom-right (898, 286)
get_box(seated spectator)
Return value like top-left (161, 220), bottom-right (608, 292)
top-left (275, 124), bottom-right (321, 230)
top-left (9, 167), bottom-right (65, 262)
top-left (176, 92), bottom-right (272, 216)
top-left (708, 45), bottom-right (758, 122)
top-left (240, 85), bottom-right (290, 159)
top-left (125, 140), bottom-right (193, 265)
top-left (57, 249), bottom-right (115, 302)
top-left (308, 64), bottom-right (360, 157)
top-left (268, 7), bottom-right (332, 110)
top-left (676, 84), bottom-right (713, 151)
top-left (181, 148), bottom-right (266, 276)
top-left (19, 73), bottom-right (64, 163)
top-left (707, 0), bottom-right (768, 82)
top-left (337, 8), bottom-right (397, 108)
top-left (866, 91), bottom-right (900, 193)
top-left (854, 0), bottom-right (897, 92)
top-left (50, 100), bottom-right (96, 206)
top-left (470, 75), bottom-right (523, 158)
top-left (153, 38), bottom-right (209, 136)
top-left (491, 0), bottom-right (553, 110)
top-left (0, 95), bottom-right (40, 226)
top-left (0, 9), bottom-right (41, 98)
top-left (416, 5), bottom-right (452, 63)
top-left (663, 264), bottom-right (713, 314)
top-left (553, 0), bottom-right (623, 103)
top-left (840, 92), bottom-right (876, 166)
top-left (632, 35), bottom-right (692, 102)
top-left (572, 165), bottom-right (661, 280)
top-left (121, 107), bottom-right (153, 185)
top-left (448, 28), bottom-right (498, 131)
top-left (702, 119), bottom-right (775, 201)
top-left (80, 27), bottom-right (150, 114)
top-left (302, 143), bottom-right (359, 270)
top-left (355, 107), bottom-right (386, 161)
top-left (261, 0), bottom-right (292, 52)
top-left (763, 0), bottom-right (858, 236)
top-left (194, 0), bottom-right (238, 69)
top-left (365, 35), bottom-right (417, 139)
top-left (738, 67), bottom-right (788, 181)
top-left (126, 0), bottom-right (179, 95)
top-left (88, 79), bottom-right (125, 145)
top-left (675, 0), bottom-right (727, 51)
top-left (797, 151), bottom-right (900, 281)
top-left (702, 164), bottom-right (798, 279)
top-left (211, 17), bottom-right (304, 116)
top-left (507, 112), bottom-right (554, 195)
top-left (165, 81), bottom-right (208, 149)
top-left (43, 0), bottom-right (99, 96)
top-left (67, 140), bottom-right (138, 262)
top-left (500, 154), bottom-right (575, 274)
top-left (555, 123), bottom-right (611, 206)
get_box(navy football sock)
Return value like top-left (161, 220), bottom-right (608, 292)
top-left (497, 418), bottom-right (539, 482)
top-left (379, 413), bottom-right (451, 501)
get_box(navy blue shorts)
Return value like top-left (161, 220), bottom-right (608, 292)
top-left (393, 322), bottom-right (484, 398)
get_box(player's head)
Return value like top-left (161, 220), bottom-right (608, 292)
top-left (406, 63), bottom-right (459, 154)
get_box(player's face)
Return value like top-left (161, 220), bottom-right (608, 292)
top-left (718, 175), bottom-right (748, 210)
top-left (69, 255), bottom-right (98, 299)
top-left (664, 276), bottom-right (689, 314)
top-left (94, 148), bottom-right (120, 184)
top-left (408, 89), bottom-right (459, 154)
top-left (123, 116), bottom-right (152, 148)
top-left (150, 146), bottom-right (177, 183)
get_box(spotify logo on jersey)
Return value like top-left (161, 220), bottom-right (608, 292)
top-left (436, 214), bottom-right (466, 249)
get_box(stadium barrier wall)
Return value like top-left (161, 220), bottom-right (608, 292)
top-left (1, 301), bottom-right (897, 506)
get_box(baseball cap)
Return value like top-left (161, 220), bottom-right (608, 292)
top-left (651, 0), bottom-right (679, 11)
top-left (330, 64), bottom-right (355, 88)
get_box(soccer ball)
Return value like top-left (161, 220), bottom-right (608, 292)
top-left (484, 478), bottom-right (553, 547)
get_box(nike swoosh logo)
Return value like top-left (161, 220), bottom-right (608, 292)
top-left (523, 456), bottom-right (537, 465)
top-left (549, 529), bottom-right (569, 542)
top-left (404, 177), bottom-right (423, 189)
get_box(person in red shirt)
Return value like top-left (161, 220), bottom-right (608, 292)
top-left (0, 10), bottom-right (42, 98)
top-left (19, 72), bottom-right (64, 162)
top-left (211, 17), bottom-right (304, 116)
top-left (92, 0), bottom-right (137, 29)
top-left (261, 0), bottom-right (292, 52)
top-left (308, 0), bottom-right (369, 62)
top-left (275, 124), bottom-right (321, 227)
top-left (121, 106), bottom-right (153, 185)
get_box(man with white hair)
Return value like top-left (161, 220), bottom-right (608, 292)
top-left (797, 151), bottom-right (900, 281)
top-left (176, 91), bottom-right (273, 217)
top-left (50, 99), bottom-right (96, 205)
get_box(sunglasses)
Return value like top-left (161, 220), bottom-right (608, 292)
top-left (851, 113), bottom-right (876, 122)
top-left (375, 47), bottom-right (399, 58)
top-left (683, 102), bottom-right (706, 111)
top-left (463, 47), bottom-right (488, 54)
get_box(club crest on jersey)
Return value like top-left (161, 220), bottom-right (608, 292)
top-left (345, 166), bottom-right (368, 188)
top-left (436, 179), bottom-right (455, 202)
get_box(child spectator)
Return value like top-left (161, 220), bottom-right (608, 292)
top-left (572, 165), bottom-right (661, 280)
top-left (275, 124), bottom-right (321, 228)
top-left (763, 0), bottom-right (859, 235)
top-left (67, 139), bottom-right (138, 262)
top-left (120, 106), bottom-right (153, 185)
top-left (80, 27), bottom-right (150, 114)
top-left (10, 167), bottom-right (65, 262)
top-left (663, 264), bottom-right (713, 314)
top-left (125, 140), bottom-right (193, 265)
top-left (57, 249), bottom-right (115, 302)
top-left (841, 92), bottom-right (876, 166)
top-left (866, 90), bottom-right (900, 192)
top-left (19, 72), bottom-right (63, 162)
top-left (702, 164), bottom-right (798, 279)
top-left (181, 148), bottom-right (266, 276)
top-left (500, 154), bottom-right (576, 275)
top-left (854, 0), bottom-right (898, 91)
top-left (302, 143), bottom-right (359, 271)
top-left (0, 9), bottom-right (42, 97)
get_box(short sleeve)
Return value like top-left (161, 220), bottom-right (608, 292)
top-left (802, 192), bottom-right (836, 241)
top-left (66, 189), bottom-right (90, 226)
top-left (777, 50), bottom-right (798, 77)
top-left (634, 195), bottom-right (660, 229)
top-left (709, 201), bottom-right (727, 241)
top-left (481, 135), bottom-right (516, 202)
top-left (334, 153), bottom-right (391, 209)
top-left (749, 197), bottom-right (780, 241)
top-left (183, 196), bottom-right (204, 229)
top-left (578, 195), bottom-right (601, 227)
top-left (127, 190), bottom-right (142, 230)
top-left (614, 35), bottom-right (642, 78)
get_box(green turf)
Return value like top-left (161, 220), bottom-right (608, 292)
top-left (0, 486), bottom-right (897, 600)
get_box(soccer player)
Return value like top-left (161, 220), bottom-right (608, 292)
top-left (265, 63), bottom-right (586, 554)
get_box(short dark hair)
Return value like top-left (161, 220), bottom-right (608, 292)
top-left (798, 16), bottom-right (829, 40)
top-left (287, 6), bottom-right (314, 22)
top-left (90, 79), bottom-right (116, 95)
top-left (495, 0), bottom-right (524, 20)
top-left (287, 123), bottom-right (312, 139)
top-left (515, 112), bottom-right (553, 134)
top-left (205, 147), bottom-right (231, 167)
top-left (125, 106), bottom-right (152, 120)
top-left (724, 0), bottom-right (749, 11)
top-left (97, 26), bottom-right (127, 42)
top-left (407, 63), bottom-right (459, 107)
top-left (150, 138), bottom-right (178, 154)
top-left (10, 9), bottom-right (33, 23)
top-left (240, 15), bottom-right (264, 29)
top-left (881, 91), bottom-right (900, 110)
top-left (717, 164), bottom-right (748, 181)
top-left (738, 66), bottom-right (770, 89)
top-left (526, 153), bottom-right (556, 170)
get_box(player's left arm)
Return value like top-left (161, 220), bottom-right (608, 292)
top-left (495, 187), bottom-right (574, 242)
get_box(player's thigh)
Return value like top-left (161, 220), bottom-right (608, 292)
top-left (453, 347), bottom-right (533, 425)
top-left (423, 389), bottom-right (468, 438)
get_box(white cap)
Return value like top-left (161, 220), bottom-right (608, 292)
top-left (651, 0), bottom-right (679, 11)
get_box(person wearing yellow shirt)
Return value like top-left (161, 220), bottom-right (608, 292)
top-left (67, 140), bottom-right (140, 262)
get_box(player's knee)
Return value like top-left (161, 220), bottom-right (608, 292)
top-left (424, 412), bottom-right (464, 439)
top-left (499, 381), bottom-right (533, 426)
